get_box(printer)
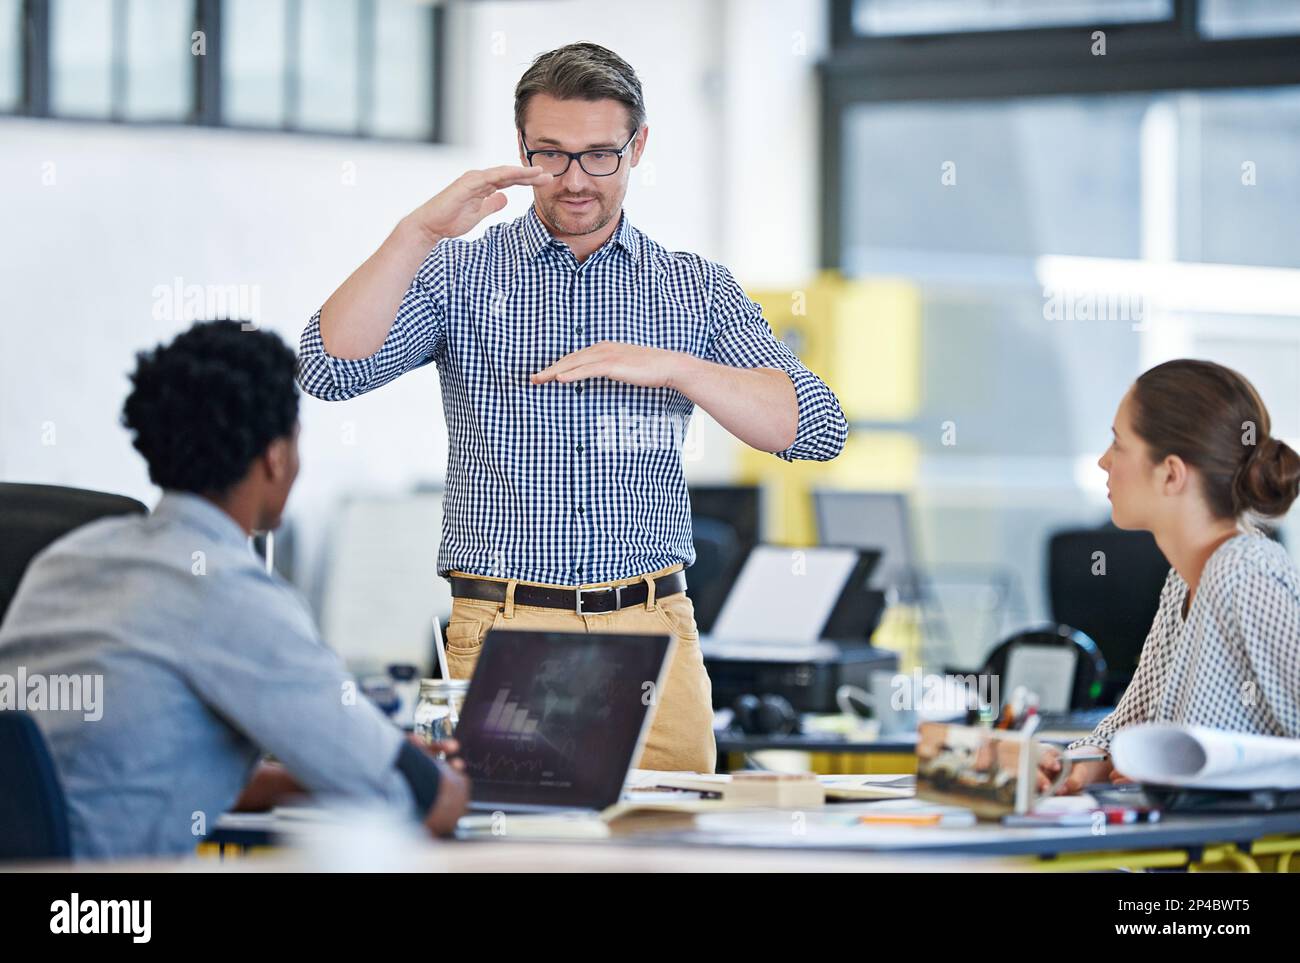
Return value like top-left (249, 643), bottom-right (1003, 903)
top-left (700, 546), bottom-right (897, 714)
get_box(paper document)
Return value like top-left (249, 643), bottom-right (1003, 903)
top-left (1111, 723), bottom-right (1300, 790)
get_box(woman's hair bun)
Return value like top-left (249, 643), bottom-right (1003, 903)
top-left (1234, 435), bottom-right (1300, 518)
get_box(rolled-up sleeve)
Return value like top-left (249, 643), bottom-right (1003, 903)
top-left (297, 242), bottom-right (452, 401)
top-left (705, 264), bottom-right (848, 462)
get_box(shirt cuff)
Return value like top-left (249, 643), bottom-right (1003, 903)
top-left (1066, 734), bottom-right (1112, 754)
top-left (297, 309), bottom-right (378, 399)
top-left (773, 366), bottom-right (848, 463)
top-left (395, 740), bottom-right (443, 815)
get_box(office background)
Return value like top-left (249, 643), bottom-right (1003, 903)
top-left (2, 0), bottom-right (1299, 674)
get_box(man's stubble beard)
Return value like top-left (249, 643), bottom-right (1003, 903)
top-left (540, 194), bottom-right (618, 239)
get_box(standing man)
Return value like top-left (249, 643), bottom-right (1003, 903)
top-left (299, 42), bottom-right (847, 773)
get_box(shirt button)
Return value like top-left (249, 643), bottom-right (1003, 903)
top-left (575, 385), bottom-right (584, 393)
top-left (574, 324), bottom-right (583, 334)
top-left (577, 506), bottom-right (585, 514)
top-left (576, 443), bottom-right (585, 453)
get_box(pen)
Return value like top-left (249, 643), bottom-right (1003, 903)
top-left (859, 813), bottom-right (943, 826)
top-left (858, 811), bottom-right (977, 827)
top-left (1102, 806), bottom-right (1161, 824)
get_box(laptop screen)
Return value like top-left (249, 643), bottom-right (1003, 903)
top-left (455, 630), bottom-right (673, 811)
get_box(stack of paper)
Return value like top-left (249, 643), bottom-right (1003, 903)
top-left (649, 771), bottom-right (826, 809)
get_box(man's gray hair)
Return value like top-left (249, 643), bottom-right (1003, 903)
top-left (514, 42), bottom-right (646, 136)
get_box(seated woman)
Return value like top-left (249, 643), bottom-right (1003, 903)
top-left (1042, 359), bottom-right (1300, 794)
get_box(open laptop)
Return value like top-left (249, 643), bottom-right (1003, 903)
top-left (454, 629), bottom-right (673, 815)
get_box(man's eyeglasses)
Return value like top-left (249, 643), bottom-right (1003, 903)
top-left (520, 130), bottom-right (637, 177)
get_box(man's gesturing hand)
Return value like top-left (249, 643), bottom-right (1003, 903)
top-left (531, 341), bottom-right (691, 389)
top-left (406, 165), bottom-right (552, 246)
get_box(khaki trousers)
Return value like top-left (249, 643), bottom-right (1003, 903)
top-left (443, 563), bottom-right (716, 774)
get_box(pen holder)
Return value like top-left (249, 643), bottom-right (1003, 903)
top-left (915, 721), bottom-right (1071, 820)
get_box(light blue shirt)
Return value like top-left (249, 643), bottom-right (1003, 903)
top-left (0, 492), bottom-right (413, 860)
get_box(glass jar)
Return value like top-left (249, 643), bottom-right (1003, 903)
top-left (412, 678), bottom-right (469, 753)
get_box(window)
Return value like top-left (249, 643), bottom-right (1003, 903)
top-left (822, 0), bottom-right (1300, 642)
top-left (824, 0), bottom-right (1300, 265)
top-left (842, 95), bottom-right (1148, 267)
top-left (850, 0), bottom-right (1171, 37)
top-left (0, 0), bottom-right (21, 112)
top-left (50, 0), bottom-right (116, 118)
top-left (1, 0), bottom-right (441, 140)
top-left (1199, 0), bottom-right (1300, 39)
top-left (370, 0), bottom-right (434, 139)
top-left (296, 0), bottom-right (360, 133)
top-left (124, 0), bottom-right (194, 120)
top-left (222, 0), bottom-right (287, 127)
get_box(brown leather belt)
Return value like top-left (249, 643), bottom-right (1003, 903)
top-left (449, 570), bottom-right (687, 615)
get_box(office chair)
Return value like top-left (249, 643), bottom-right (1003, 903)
top-left (979, 624), bottom-right (1107, 714)
top-left (0, 483), bottom-right (148, 626)
top-left (686, 517), bottom-right (749, 636)
top-left (687, 485), bottom-right (761, 634)
top-left (0, 712), bottom-right (72, 861)
top-left (1047, 525), bottom-right (1168, 692)
top-left (813, 489), bottom-right (918, 598)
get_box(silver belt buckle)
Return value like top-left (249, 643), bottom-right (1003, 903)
top-left (576, 584), bottom-right (621, 616)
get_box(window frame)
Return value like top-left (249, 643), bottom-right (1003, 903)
top-left (821, 0), bottom-right (1300, 266)
top-left (5, 0), bottom-right (443, 142)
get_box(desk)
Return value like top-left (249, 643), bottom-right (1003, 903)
top-left (631, 804), bottom-right (1300, 871)
top-left (207, 797), bottom-right (1300, 872)
top-left (32, 841), bottom-right (1031, 874)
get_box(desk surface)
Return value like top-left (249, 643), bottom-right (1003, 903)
top-left (211, 796), bottom-right (1300, 861)
top-left (24, 842), bottom-right (1030, 874)
top-left (632, 804), bottom-right (1300, 858)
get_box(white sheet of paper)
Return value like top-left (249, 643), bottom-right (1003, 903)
top-left (711, 546), bottom-right (861, 643)
top-left (1112, 723), bottom-right (1300, 790)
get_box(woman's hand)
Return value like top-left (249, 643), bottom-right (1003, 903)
top-left (1037, 746), bottom-right (1115, 795)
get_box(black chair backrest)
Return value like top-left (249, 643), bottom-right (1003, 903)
top-left (688, 485), bottom-right (761, 634)
top-left (980, 624), bottom-right (1108, 712)
top-left (0, 482), bottom-right (147, 626)
top-left (1047, 526), bottom-right (1168, 684)
top-left (0, 712), bottom-right (72, 861)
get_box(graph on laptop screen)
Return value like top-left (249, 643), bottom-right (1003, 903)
top-left (457, 631), bottom-right (671, 809)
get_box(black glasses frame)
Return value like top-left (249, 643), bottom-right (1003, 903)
top-left (519, 129), bottom-right (638, 177)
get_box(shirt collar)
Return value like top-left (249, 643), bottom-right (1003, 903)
top-left (151, 491), bottom-right (252, 550)
top-left (521, 204), bottom-right (640, 266)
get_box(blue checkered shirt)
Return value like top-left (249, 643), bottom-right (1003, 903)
top-left (298, 205), bottom-right (847, 586)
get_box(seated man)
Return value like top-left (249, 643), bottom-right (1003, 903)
top-left (0, 320), bottom-right (468, 860)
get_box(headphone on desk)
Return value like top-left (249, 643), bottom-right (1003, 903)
top-left (730, 693), bottom-right (799, 736)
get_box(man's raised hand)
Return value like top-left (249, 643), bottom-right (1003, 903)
top-left (407, 165), bottom-right (553, 246)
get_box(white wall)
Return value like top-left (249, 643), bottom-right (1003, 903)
top-left (0, 0), bottom-right (825, 593)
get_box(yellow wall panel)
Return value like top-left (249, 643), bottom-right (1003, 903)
top-left (741, 273), bottom-right (923, 544)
